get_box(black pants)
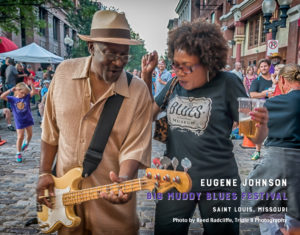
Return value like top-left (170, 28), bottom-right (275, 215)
top-left (155, 189), bottom-right (240, 235)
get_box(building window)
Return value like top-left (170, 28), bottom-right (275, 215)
top-left (39, 7), bottom-right (47, 36)
top-left (211, 12), bottom-right (215, 24)
top-left (254, 18), bottom-right (259, 45)
top-left (72, 30), bottom-right (76, 41)
top-left (178, 0), bottom-right (191, 24)
top-left (53, 16), bottom-right (59, 41)
top-left (260, 15), bottom-right (266, 43)
top-left (248, 14), bottom-right (265, 48)
top-left (249, 21), bottom-right (254, 47)
top-left (64, 24), bottom-right (69, 37)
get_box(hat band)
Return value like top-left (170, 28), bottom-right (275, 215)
top-left (91, 28), bottom-right (130, 39)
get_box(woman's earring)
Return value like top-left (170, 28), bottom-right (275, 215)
top-left (207, 70), bottom-right (210, 83)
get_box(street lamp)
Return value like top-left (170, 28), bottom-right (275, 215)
top-left (64, 35), bottom-right (74, 58)
top-left (262, 0), bottom-right (293, 39)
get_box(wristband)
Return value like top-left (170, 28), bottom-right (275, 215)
top-left (39, 173), bottom-right (52, 178)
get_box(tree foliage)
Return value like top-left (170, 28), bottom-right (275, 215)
top-left (162, 49), bottom-right (172, 70)
top-left (125, 30), bottom-right (148, 72)
top-left (66, 0), bottom-right (101, 58)
top-left (0, 0), bottom-right (73, 34)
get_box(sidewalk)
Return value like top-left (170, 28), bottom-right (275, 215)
top-left (0, 112), bottom-right (260, 234)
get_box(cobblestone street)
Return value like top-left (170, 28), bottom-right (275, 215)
top-left (0, 112), bottom-right (260, 234)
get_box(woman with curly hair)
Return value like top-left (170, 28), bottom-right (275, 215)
top-left (142, 20), bottom-right (247, 234)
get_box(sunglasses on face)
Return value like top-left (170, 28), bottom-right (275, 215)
top-left (94, 44), bottom-right (131, 62)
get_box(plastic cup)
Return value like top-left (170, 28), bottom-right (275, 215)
top-left (237, 98), bottom-right (265, 138)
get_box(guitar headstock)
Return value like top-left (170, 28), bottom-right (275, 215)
top-left (141, 168), bottom-right (192, 194)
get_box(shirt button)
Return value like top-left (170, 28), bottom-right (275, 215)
top-left (80, 139), bottom-right (84, 143)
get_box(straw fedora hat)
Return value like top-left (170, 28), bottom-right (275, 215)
top-left (270, 52), bottom-right (282, 58)
top-left (78, 10), bottom-right (142, 45)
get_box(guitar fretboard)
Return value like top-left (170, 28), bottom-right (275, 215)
top-left (62, 178), bottom-right (151, 206)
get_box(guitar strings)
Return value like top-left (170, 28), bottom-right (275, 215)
top-left (63, 183), bottom-right (156, 205)
top-left (62, 179), bottom-right (155, 205)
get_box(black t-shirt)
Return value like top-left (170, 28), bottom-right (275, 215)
top-left (0, 64), bottom-right (7, 83)
top-left (264, 90), bottom-right (300, 149)
top-left (16, 71), bottom-right (24, 84)
top-left (47, 70), bottom-right (54, 80)
top-left (155, 71), bottom-right (247, 191)
top-left (249, 75), bottom-right (273, 93)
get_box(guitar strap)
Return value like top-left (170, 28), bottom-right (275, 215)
top-left (82, 72), bottom-right (133, 177)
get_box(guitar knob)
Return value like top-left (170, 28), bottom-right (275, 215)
top-left (154, 174), bottom-right (161, 180)
top-left (163, 174), bottom-right (170, 182)
top-left (172, 176), bottom-right (181, 183)
top-left (146, 172), bottom-right (152, 179)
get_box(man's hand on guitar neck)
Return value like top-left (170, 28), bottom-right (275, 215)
top-left (100, 159), bottom-right (140, 204)
top-left (99, 171), bottom-right (131, 204)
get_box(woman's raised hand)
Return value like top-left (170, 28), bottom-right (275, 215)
top-left (141, 51), bottom-right (158, 77)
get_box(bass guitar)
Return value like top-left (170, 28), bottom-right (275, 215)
top-left (37, 167), bottom-right (192, 233)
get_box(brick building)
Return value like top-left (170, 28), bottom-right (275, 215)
top-left (170, 0), bottom-right (300, 68)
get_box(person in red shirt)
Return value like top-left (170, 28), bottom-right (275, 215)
top-left (27, 65), bottom-right (36, 78)
top-left (23, 65), bottom-right (35, 86)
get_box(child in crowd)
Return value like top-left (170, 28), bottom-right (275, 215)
top-left (271, 64), bottom-right (285, 97)
top-left (0, 82), bottom-right (37, 162)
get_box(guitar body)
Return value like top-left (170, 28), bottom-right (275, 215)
top-left (37, 167), bottom-right (83, 234)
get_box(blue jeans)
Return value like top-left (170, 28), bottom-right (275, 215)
top-left (5, 84), bottom-right (14, 109)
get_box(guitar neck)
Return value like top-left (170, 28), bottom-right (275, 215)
top-left (63, 178), bottom-right (149, 206)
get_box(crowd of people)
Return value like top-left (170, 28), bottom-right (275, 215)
top-left (221, 54), bottom-right (285, 161)
top-left (0, 9), bottom-right (299, 235)
top-left (0, 58), bottom-right (54, 161)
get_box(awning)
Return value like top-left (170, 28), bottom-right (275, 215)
top-left (0, 36), bottom-right (18, 53)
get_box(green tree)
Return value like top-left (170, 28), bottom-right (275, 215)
top-left (162, 49), bottom-right (172, 70)
top-left (66, 0), bottom-right (102, 58)
top-left (0, 0), bottom-right (73, 34)
top-left (126, 30), bottom-right (148, 72)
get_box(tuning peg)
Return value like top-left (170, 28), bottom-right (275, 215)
top-left (171, 157), bottom-right (179, 171)
top-left (152, 158), bottom-right (161, 169)
top-left (172, 176), bottom-right (181, 183)
top-left (154, 173), bottom-right (161, 180)
top-left (146, 172), bottom-right (152, 179)
top-left (181, 157), bottom-right (192, 172)
top-left (163, 174), bottom-right (170, 182)
top-left (161, 156), bottom-right (171, 169)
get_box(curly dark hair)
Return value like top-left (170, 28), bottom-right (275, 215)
top-left (167, 19), bottom-right (228, 78)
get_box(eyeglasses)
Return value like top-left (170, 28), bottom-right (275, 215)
top-left (171, 63), bottom-right (199, 75)
top-left (94, 44), bottom-right (131, 62)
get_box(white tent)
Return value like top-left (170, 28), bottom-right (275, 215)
top-left (0, 42), bottom-right (64, 63)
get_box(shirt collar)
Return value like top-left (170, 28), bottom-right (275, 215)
top-left (71, 56), bottom-right (130, 98)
